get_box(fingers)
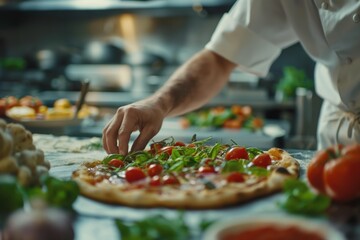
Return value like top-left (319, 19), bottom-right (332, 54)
top-left (131, 126), bottom-right (160, 152)
top-left (102, 112), bottom-right (124, 154)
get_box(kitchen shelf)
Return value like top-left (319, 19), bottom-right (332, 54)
top-left (0, 0), bottom-right (235, 15)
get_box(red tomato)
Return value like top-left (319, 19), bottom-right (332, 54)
top-left (162, 175), bottom-right (179, 185)
top-left (252, 153), bottom-right (272, 168)
top-left (159, 146), bottom-right (174, 155)
top-left (324, 154), bottom-right (360, 202)
top-left (149, 175), bottom-right (162, 186)
top-left (147, 163), bottom-right (163, 177)
top-left (174, 141), bottom-right (186, 147)
top-left (150, 142), bottom-right (165, 153)
top-left (225, 146), bottom-right (249, 160)
top-left (307, 144), bottom-right (360, 202)
top-left (125, 167), bottom-right (146, 183)
top-left (200, 158), bottom-right (213, 166)
top-left (187, 143), bottom-right (196, 148)
top-left (198, 166), bottom-right (216, 174)
top-left (4, 96), bottom-right (19, 109)
top-left (307, 145), bottom-right (341, 194)
top-left (19, 96), bottom-right (43, 112)
top-left (227, 172), bottom-right (245, 183)
top-left (108, 159), bottom-right (125, 168)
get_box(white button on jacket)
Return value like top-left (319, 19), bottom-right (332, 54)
top-left (205, 0), bottom-right (360, 148)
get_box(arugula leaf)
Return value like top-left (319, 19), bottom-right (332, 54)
top-left (278, 179), bottom-right (331, 215)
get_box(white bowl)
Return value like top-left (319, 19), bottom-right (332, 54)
top-left (202, 214), bottom-right (345, 240)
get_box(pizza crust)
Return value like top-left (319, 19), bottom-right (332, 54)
top-left (72, 148), bottom-right (300, 209)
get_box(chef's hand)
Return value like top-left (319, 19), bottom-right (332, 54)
top-left (102, 99), bottom-right (166, 155)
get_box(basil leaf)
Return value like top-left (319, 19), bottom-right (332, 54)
top-left (246, 147), bottom-right (263, 160)
top-left (245, 166), bottom-right (269, 177)
top-left (278, 179), bottom-right (331, 215)
top-left (222, 160), bottom-right (247, 173)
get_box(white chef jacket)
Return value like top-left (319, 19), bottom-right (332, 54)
top-left (205, 0), bottom-right (360, 149)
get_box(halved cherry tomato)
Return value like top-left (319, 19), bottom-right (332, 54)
top-left (125, 167), bottom-right (146, 183)
top-left (227, 172), bottom-right (245, 183)
top-left (159, 146), bottom-right (174, 155)
top-left (150, 142), bottom-right (165, 154)
top-left (162, 175), bottom-right (179, 185)
top-left (252, 153), bottom-right (272, 168)
top-left (225, 146), bottom-right (249, 160)
top-left (147, 163), bottom-right (163, 177)
top-left (108, 159), bottom-right (125, 168)
top-left (149, 175), bottom-right (162, 186)
top-left (198, 166), bottom-right (216, 174)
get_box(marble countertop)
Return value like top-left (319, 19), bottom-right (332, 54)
top-left (33, 134), bottom-right (359, 240)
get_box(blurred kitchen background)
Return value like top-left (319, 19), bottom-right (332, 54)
top-left (0, 0), bottom-right (321, 149)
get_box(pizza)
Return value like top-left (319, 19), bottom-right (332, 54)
top-left (72, 137), bottom-right (300, 209)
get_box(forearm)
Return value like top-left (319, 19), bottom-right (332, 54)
top-left (150, 49), bottom-right (236, 117)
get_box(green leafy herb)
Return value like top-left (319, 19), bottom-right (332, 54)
top-left (278, 179), bottom-right (331, 215)
top-left (41, 175), bottom-right (80, 210)
top-left (246, 147), bottom-right (264, 160)
top-left (102, 154), bottom-right (125, 164)
top-left (115, 213), bottom-right (191, 240)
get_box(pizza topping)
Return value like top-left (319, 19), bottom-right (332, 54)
top-left (226, 172), bottom-right (245, 183)
top-left (108, 159), bottom-right (125, 169)
top-left (225, 146), bottom-right (249, 160)
top-left (252, 153), bottom-right (272, 168)
top-left (147, 163), bottom-right (163, 177)
top-left (125, 167), bottom-right (146, 183)
top-left (198, 165), bottom-right (216, 175)
top-left (162, 175), bottom-right (180, 185)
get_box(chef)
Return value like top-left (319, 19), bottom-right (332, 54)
top-left (103, 0), bottom-right (360, 154)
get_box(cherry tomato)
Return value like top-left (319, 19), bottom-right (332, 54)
top-left (225, 146), bottom-right (249, 160)
top-left (174, 141), bottom-right (186, 147)
top-left (198, 166), bottom-right (216, 174)
top-left (252, 153), bottom-right (272, 168)
top-left (227, 172), bottom-right (245, 183)
top-left (200, 158), bottom-right (213, 166)
top-left (147, 163), bottom-right (163, 177)
top-left (125, 167), bottom-right (146, 183)
top-left (150, 142), bottom-right (165, 153)
top-left (187, 143), bottom-right (196, 148)
top-left (159, 146), bottom-right (174, 155)
top-left (324, 154), bottom-right (360, 202)
top-left (149, 176), bottom-right (162, 186)
top-left (108, 159), bottom-right (125, 168)
top-left (162, 175), bottom-right (179, 185)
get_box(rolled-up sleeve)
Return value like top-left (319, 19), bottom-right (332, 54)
top-left (205, 0), bottom-right (298, 77)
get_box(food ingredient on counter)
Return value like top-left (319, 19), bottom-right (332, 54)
top-left (278, 179), bottom-right (331, 215)
top-left (307, 144), bottom-right (360, 202)
top-left (180, 105), bottom-right (263, 130)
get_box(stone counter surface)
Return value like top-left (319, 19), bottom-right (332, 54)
top-left (33, 134), bottom-right (359, 240)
